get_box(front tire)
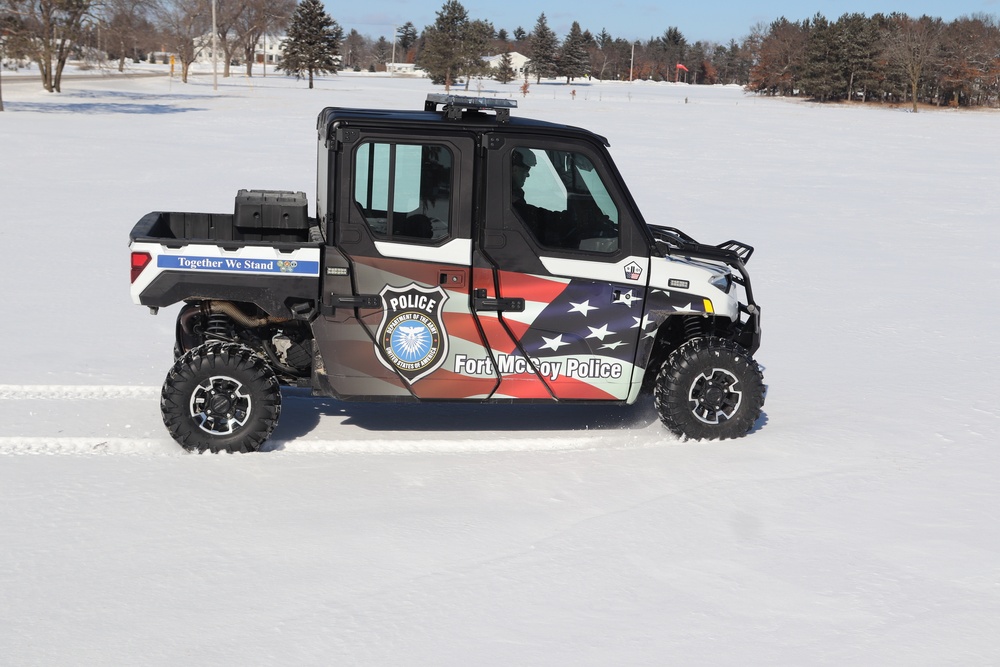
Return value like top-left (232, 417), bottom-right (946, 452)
top-left (654, 337), bottom-right (764, 440)
top-left (161, 342), bottom-right (281, 453)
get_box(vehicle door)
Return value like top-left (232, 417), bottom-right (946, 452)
top-left (470, 137), bottom-right (653, 401)
top-left (315, 129), bottom-right (500, 399)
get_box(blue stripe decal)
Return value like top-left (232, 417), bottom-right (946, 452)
top-left (157, 255), bottom-right (320, 276)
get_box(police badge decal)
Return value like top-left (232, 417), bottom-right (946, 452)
top-left (375, 283), bottom-right (450, 383)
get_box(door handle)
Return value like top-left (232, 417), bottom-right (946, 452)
top-left (439, 270), bottom-right (466, 286)
top-left (473, 289), bottom-right (525, 312)
top-left (328, 294), bottom-right (381, 308)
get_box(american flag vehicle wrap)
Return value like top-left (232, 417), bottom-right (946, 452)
top-left (317, 253), bottom-right (719, 403)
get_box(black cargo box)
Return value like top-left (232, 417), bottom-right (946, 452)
top-left (235, 189), bottom-right (309, 230)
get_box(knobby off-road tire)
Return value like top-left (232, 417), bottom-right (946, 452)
top-left (161, 341), bottom-right (281, 453)
top-left (654, 337), bottom-right (765, 441)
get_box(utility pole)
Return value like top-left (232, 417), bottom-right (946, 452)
top-left (390, 25), bottom-right (396, 77)
top-left (211, 0), bottom-right (218, 90)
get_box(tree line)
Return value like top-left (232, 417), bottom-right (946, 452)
top-left (412, 5), bottom-right (1000, 110)
top-left (1, 0), bottom-right (296, 91)
top-left (746, 13), bottom-right (1000, 110)
top-left (3, 0), bottom-right (999, 111)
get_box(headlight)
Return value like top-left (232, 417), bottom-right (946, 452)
top-left (709, 272), bottom-right (732, 293)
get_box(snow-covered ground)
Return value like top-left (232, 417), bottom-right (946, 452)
top-left (2, 71), bottom-right (999, 664)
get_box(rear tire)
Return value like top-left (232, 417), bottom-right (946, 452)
top-left (161, 341), bottom-right (281, 453)
top-left (654, 337), bottom-right (764, 440)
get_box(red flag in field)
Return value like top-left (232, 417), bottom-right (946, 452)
top-left (677, 63), bottom-right (689, 71)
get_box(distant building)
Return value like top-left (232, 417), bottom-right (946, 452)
top-left (385, 62), bottom-right (426, 77)
top-left (255, 35), bottom-right (287, 67)
top-left (194, 34), bottom-right (289, 67)
top-left (484, 51), bottom-right (530, 78)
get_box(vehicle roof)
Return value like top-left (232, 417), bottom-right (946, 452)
top-left (316, 105), bottom-right (611, 147)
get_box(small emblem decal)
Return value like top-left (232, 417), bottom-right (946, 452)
top-left (375, 283), bottom-right (450, 383)
top-left (624, 261), bottom-right (643, 281)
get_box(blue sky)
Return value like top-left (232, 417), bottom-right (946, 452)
top-left (331, 0), bottom-right (1000, 45)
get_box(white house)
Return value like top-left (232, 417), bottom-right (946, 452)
top-left (385, 62), bottom-right (426, 76)
top-left (194, 34), bottom-right (288, 67)
top-left (255, 34), bottom-right (287, 67)
top-left (484, 51), bottom-right (530, 78)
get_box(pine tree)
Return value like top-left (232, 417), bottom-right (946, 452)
top-left (658, 26), bottom-right (687, 81)
top-left (494, 50), bottom-right (516, 83)
top-left (838, 13), bottom-right (878, 101)
top-left (396, 21), bottom-right (418, 61)
top-left (685, 41), bottom-right (708, 83)
top-left (418, 0), bottom-right (470, 89)
top-left (558, 21), bottom-right (589, 83)
top-left (800, 14), bottom-right (845, 101)
top-left (748, 17), bottom-right (809, 96)
top-left (528, 13), bottom-right (559, 83)
top-left (714, 39), bottom-right (745, 85)
top-left (279, 0), bottom-right (343, 89)
top-left (374, 37), bottom-right (391, 67)
top-left (460, 19), bottom-right (493, 87)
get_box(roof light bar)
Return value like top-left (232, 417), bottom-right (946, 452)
top-left (425, 94), bottom-right (517, 122)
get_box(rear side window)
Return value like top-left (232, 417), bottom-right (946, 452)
top-left (354, 142), bottom-right (452, 243)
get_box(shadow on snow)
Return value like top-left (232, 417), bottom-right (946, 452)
top-left (4, 90), bottom-right (209, 114)
top-left (265, 388), bottom-right (770, 449)
top-left (269, 388), bottom-right (662, 442)
top-left (5, 102), bottom-right (206, 114)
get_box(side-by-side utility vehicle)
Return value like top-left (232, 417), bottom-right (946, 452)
top-left (129, 95), bottom-right (764, 453)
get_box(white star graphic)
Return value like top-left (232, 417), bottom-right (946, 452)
top-left (631, 314), bottom-right (654, 330)
top-left (540, 334), bottom-right (570, 352)
top-left (601, 341), bottom-right (628, 350)
top-left (613, 290), bottom-right (643, 308)
top-left (672, 303), bottom-right (694, 312)
top-left (568, 300), bottom-right (598, 316)
top-left (586, 324), bottom-right (614, 341)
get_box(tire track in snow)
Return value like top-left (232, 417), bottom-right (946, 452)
top-left (0, 385), bottom-right (161, 400)
top-left (0, 437), bottom-right (174, 456)
top-left (0, 386), bottom-right (658, 456)
top-left (0, 435), bottom-right (619, 456)
top-left (268, 436), bottom-right (617, 454)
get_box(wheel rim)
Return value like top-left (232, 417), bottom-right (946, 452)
top-left (189, 375), bottom-right (252, 436)
top-left (687, 367), bottom-right (743, 425)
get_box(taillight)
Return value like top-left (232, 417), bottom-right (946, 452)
top-left (130, 251), bottom-right (152, 283)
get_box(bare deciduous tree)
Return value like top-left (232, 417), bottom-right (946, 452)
top-left (234, 0), bottom-right (293, 77)
top-left (101, 0), bottom-right (155, 72)
top-left (884, 13), bottom-right (945, 112)
top-left (747, 17), bottom-right (808, 96)
top-left (210, 0), bottom-right (244, 77)
top-left (154, 0), bottom-right (208, 83)
top-left (935, 15), bottom-right (1000, 107)
top-left (4, 0), bottom-right (94, 92)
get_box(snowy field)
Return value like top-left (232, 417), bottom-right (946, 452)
top-left (2, 70), bottom-right (999, 664)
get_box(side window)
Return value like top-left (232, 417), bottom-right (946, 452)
top-left (354, 142), bottom-right (452, 243)
top-left (511, 147), bottom-right (619, 253)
